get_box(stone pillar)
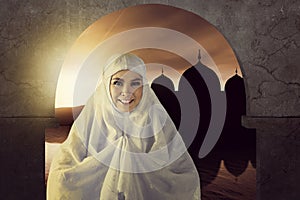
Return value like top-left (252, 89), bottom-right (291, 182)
top-left (243, 117), bottom-right (300, 199)
top-left (0, 118), bottom-right (57, 199)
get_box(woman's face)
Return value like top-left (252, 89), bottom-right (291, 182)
top-left (109, 70), bottom-right (143, 112)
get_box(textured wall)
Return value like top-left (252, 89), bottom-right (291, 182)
top-left (244, 117), bottom-right (300, 200)
top-left (0, 0), bottom-right (300, 116)
top-left (0, 0), bottom-right (299, 117)
top-left (0, 0), bottom-right (299, 199)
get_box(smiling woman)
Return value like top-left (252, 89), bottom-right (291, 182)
top-left (47, 53), bottom-right (201, 199)
top-left (109, 70), bottom-right (143, 112)
top-left (47, 3), bottom-right (248, 199)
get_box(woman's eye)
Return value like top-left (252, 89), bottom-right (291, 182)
top-left (131, 81), bottom-right (141, 87)
top-left (112, 81), bottom-right (123, 86)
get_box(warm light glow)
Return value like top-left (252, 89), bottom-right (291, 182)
top-left (55, 4), bottom-right (241, 108)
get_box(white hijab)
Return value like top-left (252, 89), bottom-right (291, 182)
top-left (47, 54), bottom-right (200, 200)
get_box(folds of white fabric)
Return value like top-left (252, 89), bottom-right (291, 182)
top-left (47, 54), bottom-right (201, 200)
top-left (47, 130), bottom-right (200, 200)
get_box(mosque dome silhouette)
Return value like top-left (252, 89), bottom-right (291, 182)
top-left (224, 70), bottom-right (246, 127)
top-left (151, 69), bottom-right (181, 129)
top-left (225, 70), bottom-right (243, 86)
top-left (186, 51), bottom-right (221, 92)
top-left (151, 68), bottom-right (175, 91)
top-left (177, 50), bottom-right (221, 161)
top-left (216, 69), bottom-right (256, 151)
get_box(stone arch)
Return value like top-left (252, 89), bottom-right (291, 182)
top-left (3, 1), bottom-right (298, 199)
top-left (53, 4), bottom-right (243, 161)
top-left (54, 3), bottom-right (242, 125)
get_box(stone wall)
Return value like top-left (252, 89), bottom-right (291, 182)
top-left (0, 0), bottom-right (299, 199)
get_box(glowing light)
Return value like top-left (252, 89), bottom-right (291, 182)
top-left (55, 4), bottom-right (241, 108)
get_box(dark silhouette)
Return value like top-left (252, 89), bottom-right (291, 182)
top-left (216, 70), bottom-right (256, 154)
top-left (151, 70), bottom-right (181, 129)
top-left (151, 68), bottom-right (175, 91)
top-left (225, 70), bottom-right (246, 126)
top-left (178, 51), bottom-right (220, 164)
top-left (151, 52), bottom-right (256, 191)
top-left (223, 152), bottom-right (250, 177)
top-left (197, 150), bottom-right (222, 188)
top-left (214, 70), bottom-right (256, 179)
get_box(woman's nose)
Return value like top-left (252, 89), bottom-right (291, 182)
top-left (121, 84), bottom-right (132, 95)
top-left (121, 91), bottom-right (131, 96)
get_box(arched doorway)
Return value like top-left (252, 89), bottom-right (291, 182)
top-left (46, 4), bottom-right (254, 199)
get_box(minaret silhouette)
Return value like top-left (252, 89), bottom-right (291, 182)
top-left (216, 69), bottom-right (256, 152)
top-left (224, 70), bottom-right (246, 130)
top-left (178, 50), bottom-right (220, 163)
top-left (151, 68), bottom-right (181, 129)
top-left (218, 70), bottom-right (256, 176)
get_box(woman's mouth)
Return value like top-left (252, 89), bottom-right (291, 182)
top-left (118, 99), bottom-right (134, 105)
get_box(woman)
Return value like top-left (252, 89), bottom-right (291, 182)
top-left (47, 54), bottom-right (200, 200)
